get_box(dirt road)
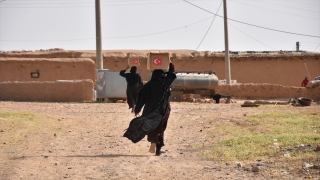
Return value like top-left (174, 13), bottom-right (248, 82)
top-left (0, 101), bottom-right (319, 180)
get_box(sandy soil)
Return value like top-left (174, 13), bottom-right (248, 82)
top-left (0, 100), bottom-right (319, 180)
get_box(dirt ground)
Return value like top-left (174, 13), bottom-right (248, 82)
top-left (0, 100), bottom-right (319, 180)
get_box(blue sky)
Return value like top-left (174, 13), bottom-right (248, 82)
top-left (0, 0), bottom-right (319, 52)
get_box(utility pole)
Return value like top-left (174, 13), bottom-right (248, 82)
top-left (95, 0), bottom-right (103, 69)
top-left (223, 0), bottom-right (231, 84)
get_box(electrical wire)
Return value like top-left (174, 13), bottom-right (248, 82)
top-left (176, 1), bottom-right (223, 71)
top-left (229, 0), bottom-right (319, 20)
top-left (0, 0), bottom-right (183, 8)
top-left (0, 15), bottom-right (215, 42)
top-left (174, 0), bottom-right (222, 71)
top-left (297, 43), bottom-right (320, 78)
top-left (0, 0), bottom-right (191, 2)
top-left (228, 21), bottom-right (320, 73)
top-left (2, 0), bottom-right (319, 39)
top-left (183, 0), bottom-right (320, 38)
top-left (304, 60), bottom-right (311, 78)
top-left (280, 0), bottom-right (320, 6)
top-left (301, 43), bottom-right (318, 78)
top-left (185, 3), bottom-right (319, 78)
top-left (311, 43), bottom-right (320, 52)
top-left (3, 0), bottom-right (181, 2)
top-left (240, 0), bottom-right (319, 13)
top-left (1, 0), bottom-right (319, 52)
top-left (172, 3), bottom-right (317, 77)
top-left (194, 0), bottom-right (222, 52)
top-left (300, 42), bottom-right (320, 44)
top-left (228, 22), bottom-right (276, 50)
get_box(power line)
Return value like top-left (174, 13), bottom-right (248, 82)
top-left (183, 0), bottom-right (320, 38)
top-left (175, 0), bottom-right (222, 71)
top-left (194, 0), bottom-right (222, 52)
top-left (311, 45), bottom-right (320, 52)
top-left (0, 15), bottom-right (215, 42)
top-left (0, 0), bottom-right (183, 8)
top-left (228, 23), bottom-right (276, 51)
top-left (301, 43), bottom-right (320, 77)
top-left (1, 0), bottom-right (319, 44)
top-left (227, 21), bottom-right (320, 78)
top-left (300, 42), bottom-right (320, 44)
top-left (3, 0), bottom-right (208, 1)
top-left (244, 0), bottom-right (319, 13)
top-left (229, 0), bottom-right (319, 20)
top-left (0, 38), bottom-right (95, 42)
top-left (281, 0), bottom-right (320, 6)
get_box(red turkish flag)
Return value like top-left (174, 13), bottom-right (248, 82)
top-left (152, 58), bottom-right (162, 66)
top-left (132, 59), bottom-right (138, 64)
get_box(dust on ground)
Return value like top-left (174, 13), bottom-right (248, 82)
top-left (0, 100), bottom-right (319, 180)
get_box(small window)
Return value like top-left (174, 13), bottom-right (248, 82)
top-left (31, 72), bottom-right (40, 78)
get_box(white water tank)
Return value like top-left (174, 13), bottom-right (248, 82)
top-left (172, 73), bottom-right (219, 90)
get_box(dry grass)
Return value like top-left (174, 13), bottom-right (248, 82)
top-left (195, 108), bottom-right (320, 178)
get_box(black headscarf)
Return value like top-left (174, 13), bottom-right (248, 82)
top-left (151, 70), bottom-right (165, 82)
top-left (130, 66), bottom-right (137, 74)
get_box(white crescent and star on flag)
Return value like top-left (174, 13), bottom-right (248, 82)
top-left (153, 58), bottom-right (162, 65)
top-left (132, 59), bottom-right (138, 64)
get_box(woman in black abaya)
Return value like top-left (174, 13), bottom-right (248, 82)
top-left (123, 63), bottom-right (176, 156)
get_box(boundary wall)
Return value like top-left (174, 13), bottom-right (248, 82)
top-left (216, 83), bottom-right (320, 101)
top-left (0, 80), bottom-right (94, 102)
top-left (1, 49), bottom-right (319, 102)
top-left (0, 58), bottom-right (95, 82)
top-left (1, 50), bottom-right (319, 87)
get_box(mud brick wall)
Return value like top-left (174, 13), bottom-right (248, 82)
top-left (0, 80), bottom-right (94, 102)
top-left (216, 83), bottom-right (320, 101)
top-left (1, 50), bottom-right (319, 87)
top-left (0, 58), bottom-right (95, 82)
